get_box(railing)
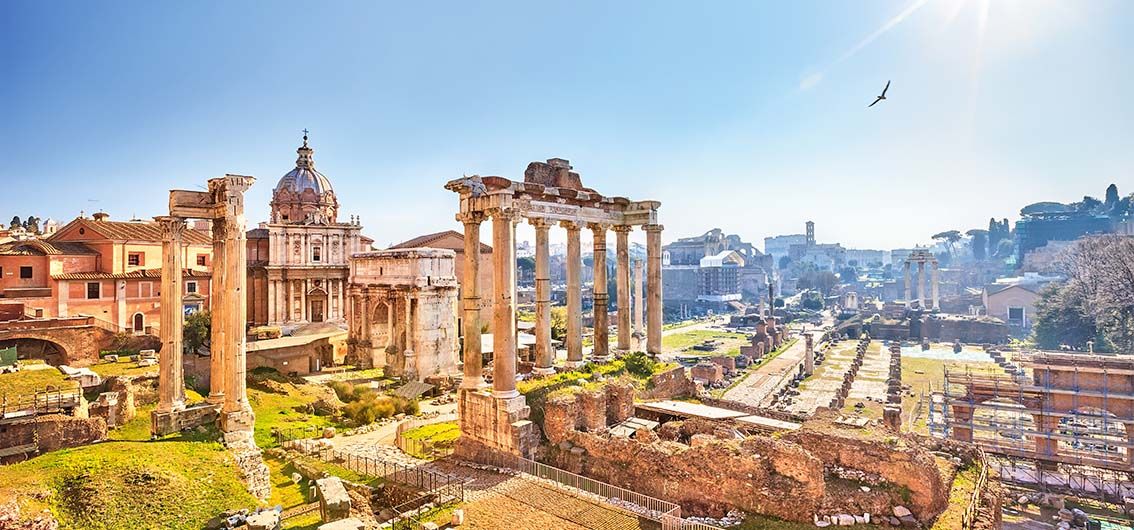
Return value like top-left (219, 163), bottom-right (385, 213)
top-left (960, 449), bottom-right (991, 530)
top-left (394, 414), bottom-right (458, 460)
top-left (1, 388), bottom-right (83, 417)
top-left (471, 451), bottom-right (723, 530)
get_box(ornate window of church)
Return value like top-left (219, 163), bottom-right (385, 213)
top-left (313, 245), bottom-right (322, 262)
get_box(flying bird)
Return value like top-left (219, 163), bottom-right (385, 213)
top-left (868, 80), bottom-right (890, 108)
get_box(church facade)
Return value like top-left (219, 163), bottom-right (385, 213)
top-left (247, 135), bottom-right (369, 328)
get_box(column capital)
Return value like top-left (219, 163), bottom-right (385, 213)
top-left (528, 217), bottom-right (555, 230)
top-left (456, 211), bottom-right (487, 225)
top-left (560, 220), bottom-right (581, 231)
top-left (643, 224), bottom-right (665, 233)
top-left (587, 222), bottom-right (610, 233)
top-left (154, 216), bottom-right (188, 239)
top-left (487, 207), bottom-right (520, 222)
top-left (612, 225), bottom-right (633, 234)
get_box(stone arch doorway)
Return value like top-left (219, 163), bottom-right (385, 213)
top-left (0, 338), bottom-right (69, 367)
top-left (308, 287), bottom-right (328, 323)
top-left (132, 312), bottom-right (145, 334)
top-left (370, 299), bottom-right (391, 350)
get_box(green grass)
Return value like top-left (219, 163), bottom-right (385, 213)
top-left (248, 386), bottom-right (339, 449)
top-left (264, 456), bottom-right (323, 530)
top-left (0, 364), bottom-right (78, 398)
top-left (739, 514), bottom-right (881, 530)
top-left (108, 389), bottom-right (206, 442)
top-left (661, 330), bottom-right (748, 353)
top-left (401, 421), bottom-right (461, 444)
top-left (929, 464), bottom-right (980, 530)
top-left (0, 440), bottom-right (257, 530)
top-left (88, 359), bottom-right (159, 378)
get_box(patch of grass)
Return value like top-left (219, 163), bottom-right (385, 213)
top-left (0, 365), bottom-right (78, 398)
top-left (929, 464), bottom-right (980, 530)
top-left (661, 330), bottom-right (749, 353)
top-left (264, 455), bottom-right (323, 530)
top-left (402, 421), bottom-right (460, 444)
top-left (0, 440), bottom-right (257, 530)
top-left (249, 385), bottom-right (339, 449)
top-left (88, 359), bottom-right (159, 378)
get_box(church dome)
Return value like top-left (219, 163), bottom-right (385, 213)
top-left (270, 132), bottom-right (340, 225)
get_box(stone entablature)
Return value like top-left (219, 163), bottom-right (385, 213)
top-left (447, 158), bottom-right (664, 459)
top-left (346, 249), bottom-right (459, 380)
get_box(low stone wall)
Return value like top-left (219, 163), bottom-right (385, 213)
top-left (151, 402), bottom-right (219, 437)
top-left (0, 414), bottom-right (107, 463)
top-left (639, 366), bottom-right (695, 400)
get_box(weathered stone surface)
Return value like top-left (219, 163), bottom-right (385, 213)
top-left (316, 476), bottom-right (351, 522)
top-left (245, 510), bottom-right (280, 530)
top-left (317, 518), bottom-right (365, 530)
top-left (640, 366), bottom-right (695, 399)
top-left (578, 390), bottom-right (607, 432)
top-left (0, 414), bottom-right (106, 463)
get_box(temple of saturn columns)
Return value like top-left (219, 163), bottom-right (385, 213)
top-left (903, 248), bottom-right (940, 311)
top-left (446, 158), bottom-right (662, 458)
top-left (345, 248), bottom-right (460, 380)
top-left (151, 174), bottom-right (270, 497)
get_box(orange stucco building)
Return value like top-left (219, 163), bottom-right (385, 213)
top-left (0, 214), bottom-right (213, 333)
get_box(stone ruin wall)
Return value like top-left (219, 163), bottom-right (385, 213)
top-left (539, 382), bottom-right (949, 523)
top-left (638, 365), bottom-right (696, 400)
top-left (0, 415), bottom-right (107, 464)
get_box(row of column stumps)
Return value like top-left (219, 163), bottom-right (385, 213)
top-left (457, 211), bottom-right (663, 395)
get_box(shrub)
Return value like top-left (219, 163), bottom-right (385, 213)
top-left (623, 352), bottom-right (657, 378)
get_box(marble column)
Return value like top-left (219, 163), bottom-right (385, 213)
top-left (645, 224), bottom-right (664, 356)
top-left (218, 176), bottom-right (254, 424)
top-left (903, 261), bottom-right (912, 308)
top-left (491, 209), bottom-right (518, 398)
top-left (359, 290), bottom-right (371, 366)
top-left (404, 292), bottom-right (416, 379)
top-left (301, 279), bottom-right (309, 321)
top-left (156, 216), bottom-right (187, 413)
top-left (633, 259), bottom-right (645, 350)
top-left (267, 279), bottom-right (276, 325)
top-left (931, 261), bottom-right (940, 311)
top-left (460, 213), bottom-right (485, 388)
top-left (589, 223), bottom-right (610, 361)
top-left (531, 218), bottom-right (554, 375)
top-left (614, 225), bottom-right (632, 354)
top-left (337, 279), bottom-right (345, 320)
top-left (562, 221), bottom-right (583, 368)
top-left (208, 217), bottom-right (227, 405)
top-left (917, 262), bottom-right (927, 309)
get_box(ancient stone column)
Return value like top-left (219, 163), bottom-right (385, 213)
top-left (614, 225), bottom-right (632, 354)
top-left (459, 213), bottom-right (485, 388)
top-left (359, 290), bottom-right (371, 367)
top-left (803, 333), bottom-right (814, 375)
top-left (404, 292), bottom-right (416, 379)
top-left (931, 260), bottom-right (940, 311)
top-left (645, 224), bottom-right (664, 356)
top-left (208, 216), bottom-right (228, 406)
top-left (903, 260), bottom-right (912, 309)
top-left (491, 209), bottom-right (519, 398)
top-left (531, 218), bottom-right (554, 375)
top-left (156, 216), bottom-right (187, 413)
top-left (633, 259), bottom-right (644, 348)
top-left (217, 176), bottom-right (256, 430)
top-left (562, 221), bottom-right (583, 368)
top-left (590, 223), bottom-right (610, 361)
top-left (917, 261), bottom-right (927, 309)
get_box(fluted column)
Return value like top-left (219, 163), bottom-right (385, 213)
top-left (491, 209), bottom-right (518, 398)
top-left (156, 216), bottom-right (186, 414)
top-left (531, 218), bottom-right (554, 375)
top-left (267, 280), bottom-right (276, 325)
top-left (903, 261), bottom-right (912, 309)
top-left (614, 226), bottom-right (632, 354)
top-left (562, 221), bottom-right (583, 368)
top-left (459, 213), bottom-right (485, 389)
top-left (917, 261), bottom-right (927, 310)
top-left (208, 217), bottom-right (227, 405)
top-left (589, 223), bottom-right (610, 361)
top-left (218, 175), bottom-right (254, 421)
top-left (645, 224), bottom-right (664, 356)
top-left (301, 279), bottom-right (309, 321)
top-left (931, 261), bottom-right (940, 311)
top-left (633, 259), bottom-right (645, 350)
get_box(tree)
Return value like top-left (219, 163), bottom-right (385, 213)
top-left (778, 255), bottom-right (792, 270)
top-left (24, 216), bottom-right (40, 234)
top-left (966, 229), bottom-right (989, 261)
top-left (550, 307), bottom-right (568, 342)
top-left (796, 270), bottom-right (838, 295)
top-left (839, 266), bottom-right (858, 282)
top-left (1032, 284), bottom-right (1105, 351)
top-left (184, 310), bottom-right (212, 354)
top-left (516, 256), bottom-right (535, 274)
top-left (1074, 196), bottom-right (1103, 213)
top-left (1105, 183), bottom-right (1120, 210)
top-left (9, 216), bottom-right (20, 230)
top-left (932, 230), bottom-right (962, 259)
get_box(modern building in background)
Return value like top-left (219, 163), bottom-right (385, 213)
top-left (663, 228), bottom-right (770, 313)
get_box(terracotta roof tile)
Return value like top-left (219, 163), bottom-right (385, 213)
top-left (51, 268), bottom-right (211, 281)
top-left (0, 240), bottom-right (97, 256)
top-left (390, 230), bottom-right (491, 253)
top-left (50, 219), bottom-right (212, 245)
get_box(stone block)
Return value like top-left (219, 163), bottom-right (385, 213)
top-left (317, 518), bottom-right (366, 530)
top-left (245, 510), bottom-right (281, 530)
top-left (315, 476), bottom-right (351, 522)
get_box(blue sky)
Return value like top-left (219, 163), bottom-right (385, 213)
top-left (3, 1), bottom-right (1132, 251)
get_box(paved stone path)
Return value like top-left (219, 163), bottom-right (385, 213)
top-left (722, 330), bottom-right (812, 407)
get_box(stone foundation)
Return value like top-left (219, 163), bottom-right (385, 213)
top-left (150, 402), bottom-right (219, 437)
top-left (455, 388), bottom-right (540, 458)
top-left (0, 414), bottom-right (107, 463)
top-left (639, 366), bottom-right (695, 400)
top-left (224, 429), bottom-right (271, 500)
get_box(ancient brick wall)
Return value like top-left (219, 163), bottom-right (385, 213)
top-left (604, 381), bottom-right (634, 424)
top-left (639, 366), bottom-right (695, 399)
top-left (0, 414), bottom-right (107, 462)
top-left (578, 390), bottom-right (607, 432)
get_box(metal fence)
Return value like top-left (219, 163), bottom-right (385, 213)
top-left (1, 388), bottom-right (82, 417)
top-left (471, 451), bottom-right (723, 530)
top-left (960, 449), bottom-right (991, 530)
top-left (394, 415), bottom-right (459, 460)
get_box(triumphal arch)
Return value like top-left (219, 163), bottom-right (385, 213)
top-left (446, 158), bottom-right (663, 457)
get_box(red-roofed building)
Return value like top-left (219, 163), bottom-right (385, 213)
top-left (0, 214), bottom-right (213, 332)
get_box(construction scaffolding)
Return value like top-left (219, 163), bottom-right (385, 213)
top-left (942, 351), bottom-right (1134, 499)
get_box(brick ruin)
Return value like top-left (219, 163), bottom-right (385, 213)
top-left (539, 380), bottom-right (950, 524)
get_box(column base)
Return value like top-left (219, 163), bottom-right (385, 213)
top-left (460, 376), bottom-right (488, 390)
top-left (456, 388), bottom-right (539, 459)
top-left (150, 403), bottom-right (219, 438)
top-left (532, 366), bottom-right (556, 376)
top-left (493, 389), bottom-right (520, 399)
top-left (590, 354), bottom-right (611, 364)
top-left (219, 406), bottom-right (256, 434)
top-left (564, 360), bottom-right (584, 369)
top-left (207, 392), bottom-right (225, 406)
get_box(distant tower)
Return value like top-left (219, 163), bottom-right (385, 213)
top-left (805, 221), bottom-right (815, 246)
